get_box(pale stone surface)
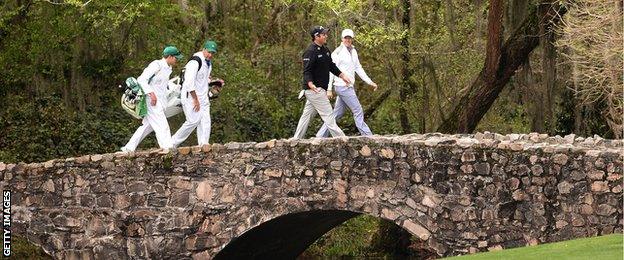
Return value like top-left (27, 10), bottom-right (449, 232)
top-left (552, 154), bottom-right (569, 165)
top-left (360, 145), bottom-right (372, 157)
top-left (42, 179), bottom-right (55, 192)
top-left (196, 181), bottom-right (215, 203)
top-left (379, 148), bottom-right (395, 159)
top-left (264, 169), bottom-right (282, 178)
top-left (403, 220), bottom-right (431, 240)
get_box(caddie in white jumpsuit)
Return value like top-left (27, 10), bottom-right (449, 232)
top-left (316, 29), bottom-right (378, 137)
top-left (121, 46), bottom-right (183, 152)
top-left (172, 40), bottom-right (222, 147)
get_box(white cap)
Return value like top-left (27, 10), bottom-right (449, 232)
top-left (341, 29), bottom-right (354, 38)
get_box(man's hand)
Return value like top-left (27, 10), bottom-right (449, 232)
top-left (370, 82), bottom-right (378, 91)
top-left (339, 73), bottom-right (352, 85)
top-left (148, 92), bottom-right (157, 106)
top-left (327, 90), bottom-right (334, 99)
top-left (192, 98), bottom-right (200, 112)
top-left (308, 82), bottom-right (320, 93)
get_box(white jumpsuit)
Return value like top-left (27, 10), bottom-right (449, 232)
top-left (172, 52), bottom-right (213, 147)
top-left (122, 59), bottom-right (174, 152)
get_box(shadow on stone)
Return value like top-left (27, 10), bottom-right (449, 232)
top-left (214, 210), bottom-right (360, 259)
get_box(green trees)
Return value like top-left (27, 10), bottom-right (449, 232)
top-left (2, 0), bottom-right (617, 164)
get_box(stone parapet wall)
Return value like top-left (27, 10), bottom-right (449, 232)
top-left (0, 133), bottom-right (622, 259)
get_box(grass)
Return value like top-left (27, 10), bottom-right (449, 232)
top-left (444, 234), bottom-right (623, 260)
top-left (4, 236), bottom-right (53, 259)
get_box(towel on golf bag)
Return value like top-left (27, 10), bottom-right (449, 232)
top-left (120, 77), bottom-right (183, 119)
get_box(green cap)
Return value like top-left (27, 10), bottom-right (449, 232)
top-left (162, 46), bottom-right (183, 60)
top-left (203, 40), bottom-right (218, 53)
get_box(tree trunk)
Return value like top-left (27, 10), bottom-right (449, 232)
top-left (422, 56), bottom-right (446, 126)
top-left (437, 3), bottom-right (567, 133)
top-left (69, 10), bottom-right (87, 112)
top-left (508, 0), bottom-right (543, 132)
top-left (484, 0), bottom-right (503, 83)
top-left (421, 75), bottom-right (429, 133)
top-left (177, 0), bottom-right (190, 24)
top-left (399, 0), bottom-right (412, 134)
top-left (540, 3), bottom-right (557, 133)
top-left (507, 0), bottom-right (529, 102)
top-left (444, 0), bottom-right (459, 50)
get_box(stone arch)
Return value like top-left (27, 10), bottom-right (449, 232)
top-left (213, 209), bottom-right (437, 259)
top-left (214, 210), bottom-right (360, 259)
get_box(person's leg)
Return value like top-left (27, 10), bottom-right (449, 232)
top-left (122, 123), bottom-right (153, 152)
top-left (316, 94), bottom-right (346, 137)
top-left (293, 91), bottom-right (318, 139)
top-left (146, 102), bottom-right (173, 149)
top-left (340, 88), bottom-right (373, 136)
top-left (171, 95), bottom-right (201, 147)
top-left (197, 100), bottom-right (211, 145)
top-left (309, 89), bottom-right (345, 137)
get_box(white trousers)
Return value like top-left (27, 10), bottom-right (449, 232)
top-left (293, 89), bottom-right (345, 139)
top-left (316, 85), bottom-right (373, 137)
top-left (172, 93), bottom-right (211, 147)
top-left (123, 94), bottom-right (173, 151)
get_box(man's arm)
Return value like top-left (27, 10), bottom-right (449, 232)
top-left (137, 61), bottom-right (160, 105)
top-left (183, 60), bottom-right (201, 111)
top-left (327, 50), bottom-right (340, 98)
top-left (137, 61), bottom-right (159, 95)
top-left (327, 47), bottom-right (351, 85)
top-left (328, 50), bottom-right (339, 91)
top-left (328, 58), bottom-right (342, 78)
top-left (302, 48), bottom-right (316, 90)
top-left (330, 61), bottom-right (351, 86)
top-left (183, 60), bottom-right (199, 92)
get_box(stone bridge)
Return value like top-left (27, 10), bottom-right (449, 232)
top-left (1, 133), bottom-right (622, 259)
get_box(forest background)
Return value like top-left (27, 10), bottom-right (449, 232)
top-left (1, 0), bottom-right (621, 257)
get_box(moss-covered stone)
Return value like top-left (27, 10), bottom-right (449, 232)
top-left (8, 236), bottom-right (53, 259)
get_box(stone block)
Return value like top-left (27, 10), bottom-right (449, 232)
top-left (381, 208), bottom-right (399, 221)
top-left (169, 191), bottom-right (190, 207)
top-left (96, 195), bottom-right (113, 208)
top-left (91, 154), bottom-right (103, 162)
top-left (403, 219), bottom-right (431, 240)
top-left (43, 179), bottom-right (55, 192)
top-left (596, 204), bottom-right (616, 216)
top-left (591, 181), bottom-right (609, 193)
top-left (196, 181), bottom-right (215, 203)
top-left (330, 161), bottom-right (342, 171)
top-left (507, 178), bottom-right (520, 190)
top-left (178, 147), bottom-right (191, 155)
top-left (380, 148), bottom-right (395, 159)
top-left (552, 154), bottom-right (569, 165)
top-left (557, 181), bottom-right (572, 194)
top-left (474, 163), bottom-right (491, 175)
top-left (588, 170), bottom-right (605, 180)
